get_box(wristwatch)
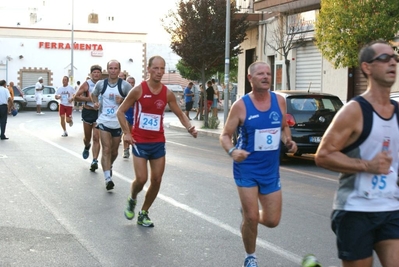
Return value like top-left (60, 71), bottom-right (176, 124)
top-left (228, 147), bottom-right (236, 157)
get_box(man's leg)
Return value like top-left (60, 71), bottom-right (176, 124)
top-left (60, 114), bottom-right (66, 132)
top-left (92, 126), bottom-right (100, 160)
top-left (83, 122), bottom-right (93, 148)
top-left (141, 157), bottom-right (165, 211)
top-left (237, 186), bottom-right (260, 255)
top-left (374, 239), bottom-right (399, 267)
top-left (99, 130), bottom-right (112, 173)
top-left (0, 105), bottom-right (7, 138)
top-left (110, 135), bottom-right (121, 165)
top-left (131, 156), bottom-right (149, 199)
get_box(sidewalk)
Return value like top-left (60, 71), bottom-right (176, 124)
top-left (166, 111), bottom-right (225, 139)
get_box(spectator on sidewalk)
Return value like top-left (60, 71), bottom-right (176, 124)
top-left (0, 80), bottom-right (12, 140)
top-left (184, 82), bottom-right (194, 120)
top-left (35, 77), bottom-right (44, 114)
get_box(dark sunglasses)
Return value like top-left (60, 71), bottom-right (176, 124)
top-left (367, 53), bottom-right (399, 63)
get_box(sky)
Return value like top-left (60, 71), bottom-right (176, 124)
top-left (0, 0), bottom-right (179, 44)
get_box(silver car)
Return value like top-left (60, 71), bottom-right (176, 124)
top-left (165, 84), bottom-right (184, 111)
top-left (22, 85), bottom-right (59, 111)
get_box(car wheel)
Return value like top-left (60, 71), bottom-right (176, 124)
top-left (13, 101), bottom-right (22, 111)
top-left (48, 101), bottom-right (59, 111)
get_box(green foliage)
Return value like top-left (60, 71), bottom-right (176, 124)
top-left (176, 60), bottom-right (202, 81)
top-left (163, 0), bottom-right (248, 76)
top-left (315, 0), bottom-right (399, 69)
top-left (203, 116), bottom-right (220, 129)
top-left (163, 0), bottom-right (248, 127)
top-left (176, 56), bottom-right (239, 83)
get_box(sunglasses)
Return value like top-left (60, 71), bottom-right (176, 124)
top-left (367, 53), bottom-right (399, 63)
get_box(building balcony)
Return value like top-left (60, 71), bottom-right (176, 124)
top-left (254, 0), bottom-right (320, 13)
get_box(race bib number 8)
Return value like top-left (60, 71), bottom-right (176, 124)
top-left (139, 113), bottom-right (161, 131)
top-left (254, 127), bottom-right (281, 151)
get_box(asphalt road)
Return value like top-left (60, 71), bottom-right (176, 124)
top-left (0, 109), bottom-right (382, 267)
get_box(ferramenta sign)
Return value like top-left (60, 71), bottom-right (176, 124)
top-left (38, 41), bottom-right (103, 51)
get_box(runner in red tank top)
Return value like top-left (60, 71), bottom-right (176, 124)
top-left (117, 55), bottom-right (198, 227)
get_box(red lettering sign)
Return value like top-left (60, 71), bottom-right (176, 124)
top-left (38, 42), bottom-right (103, 51)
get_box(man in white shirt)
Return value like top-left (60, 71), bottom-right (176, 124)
top-left (0, 80), bottom-right (12, 140)
top-left (55, 76), bottom-right (75, 137)
top-left (35, 77), bottom-right (44, 114)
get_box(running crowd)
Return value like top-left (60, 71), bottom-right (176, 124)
top-left (2, 40), bottom-right (399, 267)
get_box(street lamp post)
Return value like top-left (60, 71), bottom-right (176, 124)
top-left (70, 0), bottom-right (74, 85)
top-left (223, 0), bottom-right (231, 123)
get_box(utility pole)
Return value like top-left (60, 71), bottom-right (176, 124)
top-left (70, 0), bottom-right (74, 85)
top-left (223, 0), bottom-right (231, 124)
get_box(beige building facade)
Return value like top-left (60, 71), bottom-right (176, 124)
top-left (235, 0), bottom-right (399, 102)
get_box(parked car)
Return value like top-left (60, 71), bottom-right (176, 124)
top-left (22, 85), bottom-right (59, 111)
top-left (12, 86), bottom-right (27, 111)
top-left (164, 84), bottom-right (184, 111)
top-left (274, 90), bottom-right (344, 157)
top-left (390, 91), bottom-right (399, 101)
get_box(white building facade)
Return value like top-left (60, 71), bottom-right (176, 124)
top-left (0, 26), bottom-right (146, 89)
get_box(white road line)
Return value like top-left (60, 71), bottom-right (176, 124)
top-left (20, 123), bottom-right (304, 265)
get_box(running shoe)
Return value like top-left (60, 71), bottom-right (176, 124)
top-left (105, 178), bottom-right (114, 190)
top-left (123, 148), bottom-right (130, 158)
top-left (124, 197), bottom-right (137, 220)
top-left (69, 120), bottom-right (73, 127)
top-left (137, 210), bottom-right (154, 227)
top-left (61, 132), bottom-right (68, 137)
top-left (243, 256), bottom-right (258, 267)
top-left (82, 144), bottom-right (91, 159)
top-left (90, 159), bottom-right (98, 172)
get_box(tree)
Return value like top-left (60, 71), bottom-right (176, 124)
top-left (163, 0), bottom-right (248, 127)
top-left (315, 0), bottom-right (399, 69)
top-left (267, 13), bottom-right (311, 90)
top-left (176, 60), bottom-right (202, 81)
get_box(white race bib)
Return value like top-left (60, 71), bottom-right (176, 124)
top-left (61, 94), bottom-right (68, 105)
top-left (358, 167), bottom-right (398, 199)
top-left (139, 113), bottom-right (161, 131)
top-left (102, 105), bottom-right (117, 117)
top-left (254, 127), bottom-right (281, 151)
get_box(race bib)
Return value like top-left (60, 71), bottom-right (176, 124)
top-left (358, 167), bottom-right (398, 199)
top-left (103, 105), bottom-right (117, 117)
top-left (139, 113), bottom-right (161, 131)
top-left (61, 94), bottom-right (68, 105)
top-left (254, 127), bottom-right (281, 151)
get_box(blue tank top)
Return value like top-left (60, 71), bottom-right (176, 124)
top-left (233, 92), bottom-right (282, 180)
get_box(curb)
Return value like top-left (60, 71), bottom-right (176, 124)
top-left (168, 122), bottom-right (222, 139)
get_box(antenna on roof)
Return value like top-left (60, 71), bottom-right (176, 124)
top-left (307, 82), bottom-right (312, 93)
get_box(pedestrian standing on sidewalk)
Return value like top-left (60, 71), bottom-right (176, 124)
top-left (193, 84), bottom-right (204, 120)
top-left (219, 61), bottom-right (297, 267)
top-left (117, 55), bottom-right (197, 227)
top-left (211, 78), bottom-right (219, 118)
top-left (35, 77), bottom-right (44, 114)
top-left (315, 39), bottom-right (399, 267)
top-left (7, 82), bottom-right (15, 114)
top-left (184, 82), bottom-right (194, 120)
top-left (74, 64), bottom-right (103, 172)
top-left (91, 60), bottom-right (132, 190)
top-left (55, 76), bottom-right (75, 137)
top-left (0, 80), bottom-right (12, 140)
